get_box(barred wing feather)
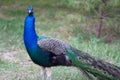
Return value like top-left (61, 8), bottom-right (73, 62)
top-left (37, 38), bottom-right (71, 55)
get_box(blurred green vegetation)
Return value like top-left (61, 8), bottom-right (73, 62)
top-left (0, 0), bottom-right (120, 80)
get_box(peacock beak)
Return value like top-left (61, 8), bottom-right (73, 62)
top-left (28, 10), bottom-right (32, 14)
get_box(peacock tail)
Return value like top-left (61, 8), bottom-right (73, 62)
top-left (66, 48), bottom-right (120, 80)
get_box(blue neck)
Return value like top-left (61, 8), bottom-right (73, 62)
top-left (24, 14), bottom-right (37, 49)
top-left (23, 13), bottom-right (53, 66)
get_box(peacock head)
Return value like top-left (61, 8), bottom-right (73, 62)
top-left (27, 6), bottom-right (33, 15)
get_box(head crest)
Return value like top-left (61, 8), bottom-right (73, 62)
top-left (28, 6), bottom-right (33, 11)
top-left (27, 6), bottom-right (33, 15)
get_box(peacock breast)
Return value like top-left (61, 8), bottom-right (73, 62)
top-left (27, 46), bottom-right (52, 67)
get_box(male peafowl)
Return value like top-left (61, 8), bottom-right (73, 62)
top-left (24, 6), bottom-right (120, 80)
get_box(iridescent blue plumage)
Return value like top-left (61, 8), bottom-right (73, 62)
top-left (24, 6), bottom-right (52, 67)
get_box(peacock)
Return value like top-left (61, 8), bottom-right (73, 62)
top-left (23, 6), bottom-right (120, 80)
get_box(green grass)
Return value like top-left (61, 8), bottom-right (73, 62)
top-left (0, 1), bottom-right (120, 80)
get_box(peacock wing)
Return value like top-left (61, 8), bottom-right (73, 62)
top-left (37, 38), bottom-right (71, 55)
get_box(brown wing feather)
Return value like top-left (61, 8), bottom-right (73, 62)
top-left (37, 38), bottom-right (71, 55)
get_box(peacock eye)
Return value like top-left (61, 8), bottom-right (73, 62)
top-left (76, 57), bottom-right (82, 61)
top-left (103, 71), bottom-right (107, 75)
